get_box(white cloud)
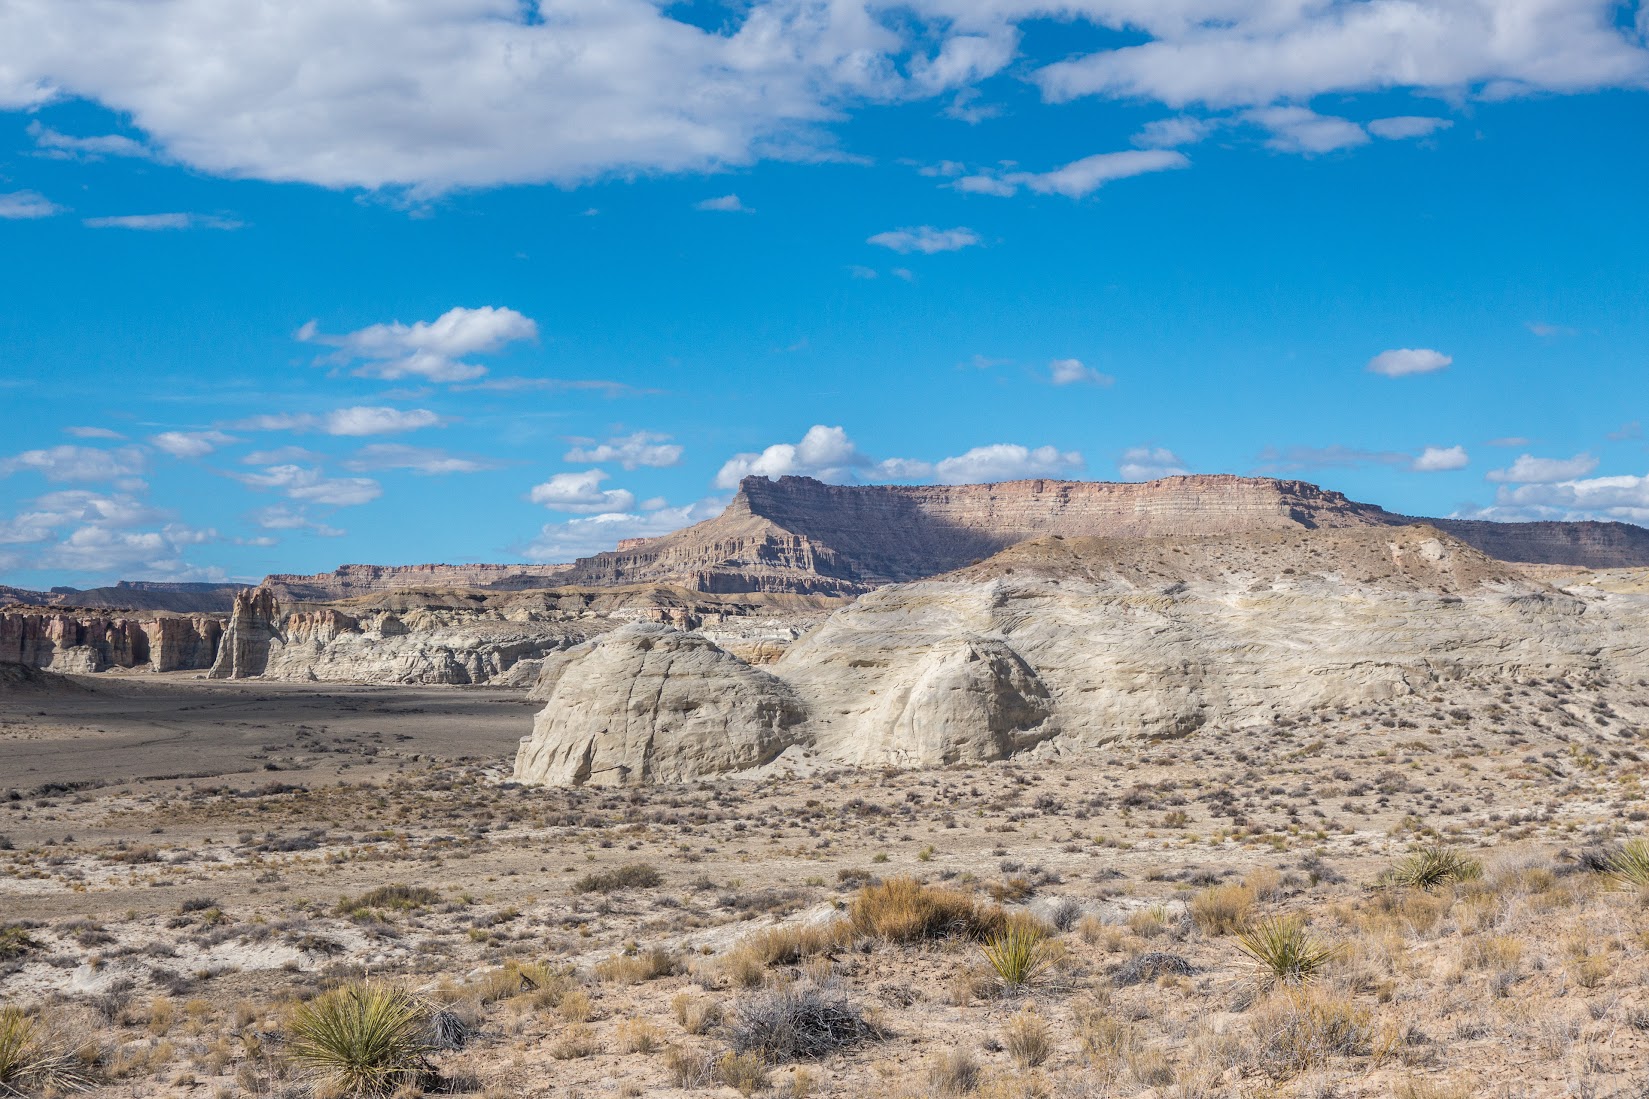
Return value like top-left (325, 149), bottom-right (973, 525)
top-left (0, 489), bottom-right (221, 580)
top-left (149, 429), bottom-right (236, 458)
top-left (528, 469), bottom-right (637, 514)
top-left (1133, 115), bottom-right (1215, 148)
top-left (1485, 452), bottom-right (1599, 483)
top-left (342, 444), bottom-right (495, 474)
top-left (27, 121), bottom-right (150, 159)
top-left (64, 426), bottom-right (125, 439)
top-left (933, 444), bottom-right (1083, 483)
top-left (0, 190), bottom-right (63, 219)
top-left (1367, 348), bottom-right (1452, 377)
top-left (298, 306), bottom-right (537, 383)
top-left (1049, 358), bottom-right (1113, 386)
top-left (249, 504), bottom-right (344, 537)
top-left (563, 431), bottom-right (683, 470)
top-left (0, 445), bottom-right (146, 482)
top-left (525, 497), bottom-right (727, 562)
top-left (1412, 444), bottom-right (1469, 472)
top-left (1367, 116), bottom-right (1453, 140)
top-left (237, 406), bottom-right (442, 437)
top-left (82, 213), bottom-right (241, 230)
top-left (1118, 446), bottom-right (1190, 480)
top-left (1469, 474), bottom-right (1649, 525)
top-left (237, 465), bottom-right (382, 507)
top-left (957, 149), bottom-right (1189, 197)
top-left (1244, 107), bottom-right (1368, 154)
top-left (714, 425), bottom-right (875, 488)
top-left (695, 194), bottom-right (750, 212)
top-left (867, 226), bottom-right (981, 254)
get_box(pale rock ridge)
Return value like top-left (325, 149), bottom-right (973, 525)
top-left (1, 609), bottom-right (222, 673)
top-left (260, 562), bottom-right (574, 602)
top-left (512, 622), bottom-right (806, 786)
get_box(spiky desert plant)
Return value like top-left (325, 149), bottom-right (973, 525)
top-left (1385, 846), bottom-right (1482, 891)
top-left (0, 1006), bottom-right (89, 1096)
top-left (286, 983), bottom-right (434, 1097)
top-left (1607, 838), bottom-right (1649, 889)
top-left (980, 921), bottom-right (1050, 991)
top-left (1235, 916), bottom-right (1340, 988)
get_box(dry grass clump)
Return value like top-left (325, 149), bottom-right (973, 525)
top-left (286, 982), bottom-right (434, 1097)
top-left (1385, 846), bottom-right (1483, 891)
top-left (595, 947), bottom-right (677, 985)
top-left (849, 877), bottom-right (1005, 943)
top-left (332, 883), bottom-right (440, 917)
top-left (1190, 883), bottom-right (1254, 935)
top-left (721, 921), bottom-right (853, 986)
top-left (727, 984), bottom-right (883, 1062)
top-left (929, 1047), bottom-right (981, 1096)
top-left (0, 926), bottom-right (37, 962)
top-left (0, 1006), bottom-right (91, 1096)
top-left (716, 1049), bottom-right (771, 1095)
top-left (614, 1019), bottom-right (661, 1054)
top-left (662, 1045), bottom-right (718, 1087)
top-left (1247, 988), bottom-right (1371, 1080)
top-left (1234, 916), bottom-right (1340, 988)
top-left (571, 863), bottom-right (662, 894)
top-left (1002, 1009), bottom-right (1051, 1068)
top-left (672, 992), bottom-right (724, 1036)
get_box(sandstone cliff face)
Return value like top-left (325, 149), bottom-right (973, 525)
top-left (559, 475), bottom-right (1649, 595)
top-left (512, 623), bottom-right (806, 786)
top-left (0, 609), bottom-right (222, 673)
top-left (513, 525), bottom-right (1649, 786)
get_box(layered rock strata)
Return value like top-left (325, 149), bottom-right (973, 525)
top-left (513, 525), bottom-right (1649, 785)
top-left (0, 609), bottom-right (222, 673)
top-left (260, 563), bottom-right (575, 602)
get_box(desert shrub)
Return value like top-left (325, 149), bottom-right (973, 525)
top-left (672, 992), bottom-right (723, 1035)
top-left (716, 1050), bottom-right (771, 1095)
top-left (849, 877), bottom-right (1004, 943)
top-left (614, 1019), bottom-right (661, 1054)
top-left (595, 947), bottom-right (676, 985)
top-left (1190, 884), bottom-right (1254, 935)
top-left (1385, 847), bottom-right (1482, 891)
top-left (470, 960), bottom-right (574, 1006)
top-left (333, 884), bottom-right (440, 917)
top-left (663, 1045), bottom-right (717, 1087)
top-left (1113, 950), bottom-right (1196, 987)
top-left (558, 988), bottom-right (592, 1024)
top-left (0, 926), bottom-right (37, 962)
top-left (1003, 1010), bottom-right (1051, 1069)
top-left (727, 984), bottom-right (883, 1062)
top-left (929, 1048), bottom-right (980, 1096)
top-left (738, 921), bottom-right (853, 967)
top-left (1607, 838), bottom-right (1649, 889)
top-left (0, 1006), bottom-right (90, 1096)
top-left (286, 982), bottom-right (434, 1097)
top-left (1247, 988), bottom-right (1370, 1080)
top-left (1128, 1048), bottom-right (1176, 1087)
top-left (550, 1024), bottom-right (596, 1059)
top-left (572, 863), bottom-right (662, 894)
top-left (980, 922), bottom-right (1050, 991)
top-left (1235, 917), bottom-right (1340, 988)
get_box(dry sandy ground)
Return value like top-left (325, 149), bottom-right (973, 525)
top-left (3, 670), bottom-right (1649, 1099)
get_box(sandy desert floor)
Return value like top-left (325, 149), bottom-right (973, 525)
top-left (3, 670), bottom-right (1649, 1098)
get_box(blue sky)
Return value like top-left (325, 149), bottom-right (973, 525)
top-left (1, 1), bottom-right (1647, 587)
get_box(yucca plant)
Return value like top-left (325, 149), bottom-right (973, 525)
top-left (1235, 916), bottom-right (1340, 988)
top-left (286, 983), bottom-right (435, 1097)
top-left (1385, 846), bottom-right (1483, 891)
top-left (0, 1006), bottom-right (89, 1096)
top-left (980, 922), bottom-right (1049, 991)
top-left (1607, 838), bottom-right (1649, 889)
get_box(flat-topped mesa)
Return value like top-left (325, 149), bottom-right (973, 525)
top-left (259, 562), bottom-right (575, 602)
top-left (559, 473), bottom-right (1649, 594)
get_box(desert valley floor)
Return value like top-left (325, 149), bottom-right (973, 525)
top-left (5, 668), bottom-right (1649, 1098)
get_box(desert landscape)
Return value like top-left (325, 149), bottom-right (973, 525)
top-left (5, 475), bottom-right (1649, 1098)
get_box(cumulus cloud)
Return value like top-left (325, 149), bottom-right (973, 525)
top-left (1244, 107), bottom-right (1368, 154)
top-left (934, 444), bottom-right (1083, 483)
top-left (563, 432), bottom-right (683, 470)
top-left (525, 497), bottom-right (727, 562)
top-left (83, 212), bottom-right (241, 230)
top-left (1368, 116), bottom-right (1453, 139)
top-left (1049, 358), bottom-right (1113, 386)
top-left (867, 226), bottom-right (981, 254)
top-left (149, 430), bottom-right (236, 458)
top-left (0, 190), bottom-right (63, 219)
top-left (342, 444), bottom-right (496, 475)
top-left (0, 489), bottom-right (220, 580)
top-left (695, 194), bottom-right (750, 212)
top-left (1466, 474), bottom-right (1649, 525)
top-left (236, 406), bottom-right (442, 437)
top-left (1412, 445), bottom-right (1469, 472)
top-left (1118, 446), bottom-right (1189, 480)
top-left (237, 465), bottom-right (382, 507)
top-left (956, 149), bottom-right (1189, 197)
top-left (0, 445), bottom-right (146, 482)
top-left (1367, 348), bottom-right (1452, 377)
top-left (715, 425), bottom-right (1083, 488)
top-left (298, 306), bottom-right (537, 383)
top-left (528, 470), bottom-right (638, 514)
top-left (1485, 452), bottom-right (1599, 483)
top-left (714, 425), bottom-right (878, 488)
